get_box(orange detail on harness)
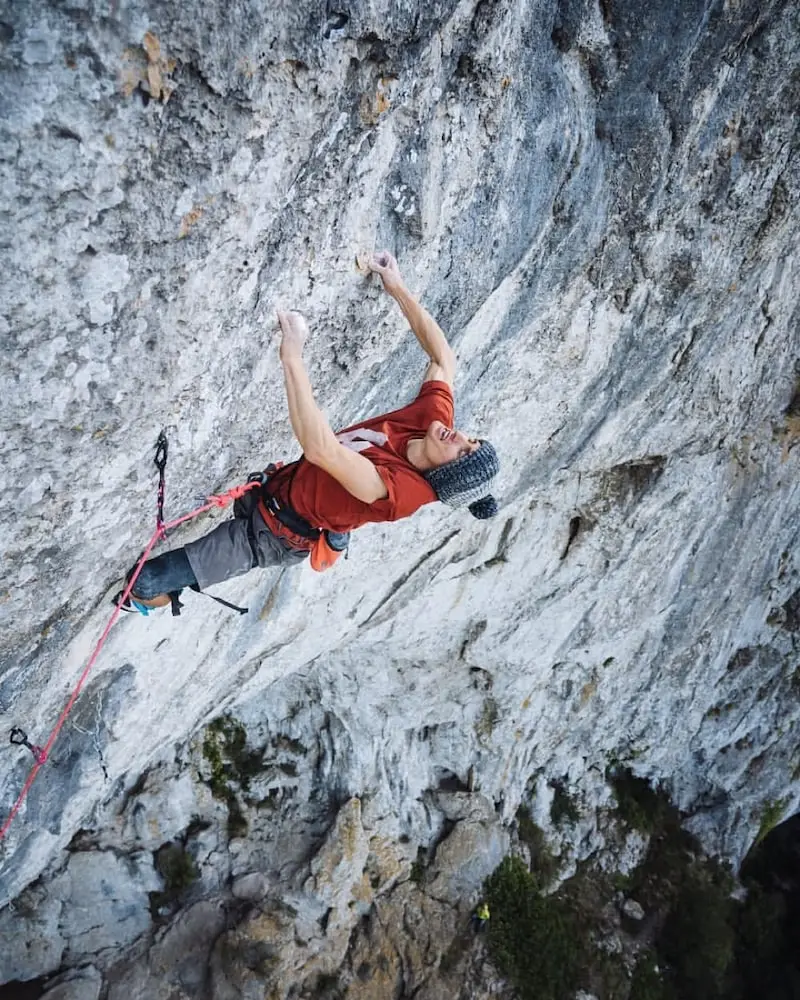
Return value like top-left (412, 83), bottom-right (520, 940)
top-left (257, 496), bottom-right (315, 553)
top-left (258, 463), bottom-right (349, 572)
top-left (310, 532), bottom-right (346, 572)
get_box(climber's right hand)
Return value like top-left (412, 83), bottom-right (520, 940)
top-left (368, 250), bottom-right (404, 296)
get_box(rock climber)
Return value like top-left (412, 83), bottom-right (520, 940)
top-left (471, 901), bottom-right (490, 932)
top-left (117, 251), bottom-right (500, 615)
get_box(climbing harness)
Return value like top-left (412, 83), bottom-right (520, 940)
top-left (1, 433), bottom-right (260, 842)
top-left (258, 463), bottom-right (350, 572)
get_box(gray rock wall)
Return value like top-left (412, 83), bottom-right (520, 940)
top-left (1, 0), bottom-right (799, 991)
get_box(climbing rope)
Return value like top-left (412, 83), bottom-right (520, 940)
top-left (0, 434), bottom-right (260, 842)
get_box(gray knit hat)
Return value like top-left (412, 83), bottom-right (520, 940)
top-left (424, 440), bottom-right (500, 519)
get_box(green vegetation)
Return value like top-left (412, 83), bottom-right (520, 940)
top-left (734, 882), bottom-right (788, 990)
top-left (202, 714), bottom-right (266, 839)
top-left (484, 777), bottom-right (800, 1000)
top-left (484, 855), bottom-right (583, 1000)
top-left (629, 951), bottom-right (667, 1000)
top-left (550, 778), bottom-right (581, 826)
top-left (754, 797), bottom-right (789, 846)
top-left (658, 860), bottom-right (736, 998)
top-left (608, 765), bottom-right (672, 834)
top-left (475, 696), bottom-right (499, 742)
top-left (203, 715), bottom-right (265, 793)
top-left (515, 806), bottom-right (561, 888)
top-left (148, 840), bottom-right (199, 918)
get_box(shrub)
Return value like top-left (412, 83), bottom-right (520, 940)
top-left (201, 714), bottom-right (265, 839)
top-left (608, 766), bottom-right (672, 834)
top-left (629, 950), bottom-right (670, 1000)
top-left (734, 882), bottom-right (787, 991)
top-left (658, 861), bottom-right (735, 999)
top-left (484, 856), bottom-right (584, 1000)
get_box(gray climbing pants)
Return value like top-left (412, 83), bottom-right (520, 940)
top-left (185, 506), bottom-right (308, 591)
top-left (135, 505), bottom-right (307, 597)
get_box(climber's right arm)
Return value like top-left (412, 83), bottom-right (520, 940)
top-left (367, 251), bottom-right (456, 387)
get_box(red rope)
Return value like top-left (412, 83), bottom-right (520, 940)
top-left (0, 479), bottom-right (261, 842)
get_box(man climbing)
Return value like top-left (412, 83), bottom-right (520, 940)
top-left (471, 900), bottom-right (491, 932)
top-left (118, 251), bottom-right (500, 614)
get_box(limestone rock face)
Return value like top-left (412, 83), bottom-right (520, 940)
top-left (1, 0), bottom-right (800, 994)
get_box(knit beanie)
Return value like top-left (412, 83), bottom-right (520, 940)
top-left (424, 440), bottom-right (500, 519)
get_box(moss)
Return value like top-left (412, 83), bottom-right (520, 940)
top-left (148, 841), bottom-right (199, 918)
top-left (754, 797), bottom-right (790, 845)
top-left (201, 714), bottom-right (265, 840)
top-left (608, 766), bottom-right (672, 834)
top-left (475, 697), bottom-right (499, 742)
top-left (484, 855), bottom-right (584, 1000)
top-left (204, 715), bottom-right (265, 791)
top-left (550, 779), bottom-right (581, 826)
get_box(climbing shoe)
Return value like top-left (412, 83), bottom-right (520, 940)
top-left (112, 591), bottom-right (154, 616)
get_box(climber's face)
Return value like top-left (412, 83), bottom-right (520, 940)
top-left (423, 420), bottom-right (480, 468)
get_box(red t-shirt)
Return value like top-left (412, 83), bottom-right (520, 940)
top-left (269, 380), bottom-right (454, 533)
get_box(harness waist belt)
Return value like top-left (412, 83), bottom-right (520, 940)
top-left (257, 491), bottom-right (317, 552)
top-left (260, 489), bottom-right (319, 538)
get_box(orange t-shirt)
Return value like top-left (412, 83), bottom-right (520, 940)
top-left (269, 380), bottom-right (454, 533)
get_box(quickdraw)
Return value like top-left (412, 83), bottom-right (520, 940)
top-left (154, 430), bottom-right (168, 537)
top-left (9, 728), bottom-right (47, 765)
top-left (1, 433), bottom-right (260, 841)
